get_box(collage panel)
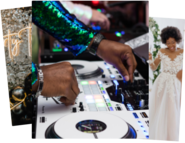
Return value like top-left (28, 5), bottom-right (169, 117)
top-left (1, 7), bottom-right (32, 126)
top-left (31, 1), bottom-right (149, 139)
top-left (149, 17), bottom-right (185, 141)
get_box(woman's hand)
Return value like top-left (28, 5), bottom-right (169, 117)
top-left (91, 9), bottom-right (110, 30)
top-left (149, 52), bottom-right (152, 60)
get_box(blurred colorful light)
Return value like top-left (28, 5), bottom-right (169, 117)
top-left (92, 1), bottom-right (99, 6)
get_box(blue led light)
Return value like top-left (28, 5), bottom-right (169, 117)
top-left (99, 84), bottom-right (103, 87)
top-left (105, 65), bottom-right (109, 69)
top-left (109, 107), bottom-right (114, 111)
top-left (113, 80), bottom-right (119, 86)
top-left (64, 47), bottom-right (68, 52)
top-left (102, 90), bottom-right (106, 94)
top-left (133, 113), bottom-right (139, 118)
top-left (121, 31), bottom-right (125, 35)
top-left (106, 99), bottom-right (110, 102)
top-left (146, 135), bottom-right (149, 139)
top-left (110, 75), bottom-right (115, 78)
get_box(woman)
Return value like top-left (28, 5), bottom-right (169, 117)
top-left (149, 26), bottom-right (183, 141)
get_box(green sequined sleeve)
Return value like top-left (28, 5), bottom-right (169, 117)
top-left (32, 1), bottom-right (98, 56)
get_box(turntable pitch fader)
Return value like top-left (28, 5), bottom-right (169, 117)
top-left (35, 60), bottom-right (149, 139)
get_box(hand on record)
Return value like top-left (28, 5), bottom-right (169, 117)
top-left (38, 62), bottom-right (80, 106)
top-left (96, 39), bottom-right (137, 82)
top-left (91, 9), bottom-right (110, 30)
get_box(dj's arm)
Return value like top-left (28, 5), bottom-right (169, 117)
top-left (59, 1), bottom-right (92, 25)
top-left (148, 50), bottom-right (161, 71)
top-left (32, 1), bottom-right (98, 56)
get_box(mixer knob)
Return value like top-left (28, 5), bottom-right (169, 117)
top-left (102, 74), bottom-right (106, 78)
top-left (79, 102), bottom-right (83, 108)
top-left (80, 107), bottom-right (84, 111)
top-left (134, 72), bottom-right (139, 77)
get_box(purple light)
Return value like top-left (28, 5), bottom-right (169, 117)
top-left (64, 48), bottom-right (68, 52)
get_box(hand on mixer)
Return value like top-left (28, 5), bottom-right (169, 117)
top-left (96, 39), bottom-right (137, 82)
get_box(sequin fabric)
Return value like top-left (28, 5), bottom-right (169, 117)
top-left (32, 1), bottom-right (98, 56)
top-left (32, 62), bottom-right (38, 85)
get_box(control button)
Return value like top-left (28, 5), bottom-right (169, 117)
top-left (98, 107), bottom-right (107, 111)
top-left (102, 74), bottom-right (105, 78)
top-left (118, 75), bottom-right (122, 78)
top-left (104, 81), bottom-right (108, 83)
top-left (109, 107), bottom-right (114, 111)
top-left (40, 117), bottom-right (45, 123)
top-left (107, 103), bottom-right (112, 107)
top-left (80, 107), bottom-right (84, 111)
top-left (92, 90), bottom-right (101, 94)
top-left (142, 112), bottom-right (148, 118)
top-left (134, 72), bottom-right (139, 77)
top-left (139, 99), bottom-right (145, 108)
top-left (133, 113), bottom-right (139, 118)
top-left (115, 71), bottom-right (119, 74)
top-left (72, 107), bottom-right (77, 113)
top-left (117, 107), bottom-right (122, 111)
top-left (102, 90), bottom-right (106, 94)
top-left (112, 66), bottom-right (115, 68)
top-left (79, 102), bottom-right (83, 107)
top-left (89, 108), bottom-right (98, 111)
top-left (87, 103), bottom-right (96, 107)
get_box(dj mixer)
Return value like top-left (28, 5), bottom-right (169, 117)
top-left (34, 33), bottom-right (149, 139)
top-left (35, 60), bottom-right (149, 139)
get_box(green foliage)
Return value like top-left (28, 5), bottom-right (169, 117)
top-left (149, 18), bottom-right (161, 83)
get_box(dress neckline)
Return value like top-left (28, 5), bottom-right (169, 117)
top-left (159, 50), bottom-right (183, 62)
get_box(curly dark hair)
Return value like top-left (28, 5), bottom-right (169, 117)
top-left (160, 26), bottom-right (182, 44)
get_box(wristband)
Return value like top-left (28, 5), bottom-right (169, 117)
top-left (35, 65), bottom-right (44, 98)
top-left (88, 33), bottom-right (106, 55)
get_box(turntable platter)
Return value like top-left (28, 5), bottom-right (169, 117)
top-left (45, 112), bottom-right (137, 139)
top-left (68, 60), bottom-right (103, 79)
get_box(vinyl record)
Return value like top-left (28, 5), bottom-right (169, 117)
top-left (45, 112), bottom-right (137, 139)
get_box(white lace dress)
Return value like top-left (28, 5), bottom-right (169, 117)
top-left (149, 50), bottom-right (183, 141)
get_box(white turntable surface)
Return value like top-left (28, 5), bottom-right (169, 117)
top-left (54, 112), bottom-right (129, 139)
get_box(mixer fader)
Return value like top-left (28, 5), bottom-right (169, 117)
top-left (35, 60), bottom-right (149, 139)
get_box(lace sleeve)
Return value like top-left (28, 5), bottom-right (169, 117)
top-left (149, 50), bottom-right (161, 71)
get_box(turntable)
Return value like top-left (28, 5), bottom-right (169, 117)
top-left (35, 59), bottom-right (149, 139)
